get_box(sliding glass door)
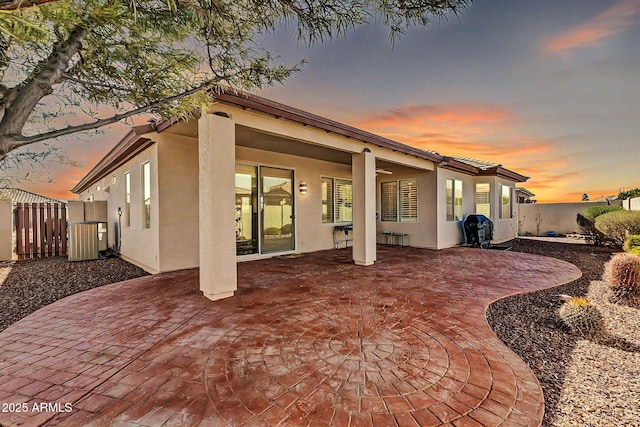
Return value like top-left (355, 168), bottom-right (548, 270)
top-left (260, 167), bottom-right (295, 253)
top-left (235, 165), bottom-right (259, 255)
top-left (235, 165), bottom-right (295, 255)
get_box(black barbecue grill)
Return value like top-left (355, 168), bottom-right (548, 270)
top-left (463, 214), bottom-right (494, 248)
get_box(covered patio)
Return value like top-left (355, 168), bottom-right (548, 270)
top-left (0, 247), bottom-right (580, 426)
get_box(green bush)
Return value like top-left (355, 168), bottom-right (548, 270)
top-left (580, 205), bottom-right (623, 223)
top-left (624, 235), bottom-right (640, 255)
top-left (577, 206), bottom-right (623, 245)
top-left (595, 210), bottom-right (640, 247)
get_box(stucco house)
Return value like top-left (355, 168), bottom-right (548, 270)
top-left (72, 91), bottom-right (528, 301)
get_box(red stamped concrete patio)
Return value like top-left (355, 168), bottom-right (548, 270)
top-left (0, 246), bottom-right (580, 426)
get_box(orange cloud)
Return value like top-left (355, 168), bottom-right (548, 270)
top-left (351, 104), bottom-right (596, 203)
top-left (542, 0), bottom-right (640, 54)
top-left (356, 104), bottom-right (512, 138)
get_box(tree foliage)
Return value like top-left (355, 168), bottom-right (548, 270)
top-left (0, 0), bottom-right (470, 166)
top-left (618, 188), bottom-right (640, 200)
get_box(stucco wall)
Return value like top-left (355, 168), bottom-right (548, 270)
top-left (375, 166), bottom-right (438, 249)
top-left (622, 197), bottom-right (640, 211)
top-left (434, 170), bottom-right (518, 248)
top-left (79, 145), bottom-right (160, 273)
top-left (491, 176), bottom-right (518, 243)
top-left (157, 134), bottom-right (200, 271)
top-left (0, 199), bottom-right (12, 261)
top-left (518, 201), bottom-right (610, 236)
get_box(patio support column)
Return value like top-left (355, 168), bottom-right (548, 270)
top-left (198, 113), bottom-right (237, 301)
top-left (352, 149), bottom-right (376, 266)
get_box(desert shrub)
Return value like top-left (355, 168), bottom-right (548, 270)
top-left (595, 210), bottom-right (640, 247)
top-left (603, 252), bottom-right (640, 303)
top-left (624, 235), bottom-right (640, 255)
top-left (558, 296), bottom-right (605, 336)
top-left (580, 205), bottom-right (623, 223)
top-left (577, 205), bottom-right (622, 245)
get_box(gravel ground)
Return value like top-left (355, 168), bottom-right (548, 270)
top-left (0, 256), bottom-right (148, 332)
top-left (487, 238), bottom-right (640, 426)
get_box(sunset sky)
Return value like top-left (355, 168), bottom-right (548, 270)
top-left (9, 0), bottom-right (640, 202)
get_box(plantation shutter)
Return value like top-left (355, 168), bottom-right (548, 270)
top-left (321, 177), bottom-right (334, 223)
top-left (381, 181), bottom-right (398, 221)
top-left (335, 179), bottom-right (353, 222)
top-left (475, 183), bottom-right (491, 218)
top-left (399, 179), bottom-right (418, 222)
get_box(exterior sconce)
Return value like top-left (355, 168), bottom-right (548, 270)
top-left (117, 207), bottom-right (122, 217)
top-left (299, 181), bottom-right (308, 195)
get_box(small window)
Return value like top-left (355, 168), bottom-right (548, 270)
top-left (446, 179), bottom-right (463, 221)
top-left (142, 162), bottom-right (151, 229)
top-left (475, 183), bottom-right (491, 218)
top-left (321, 177), bottom-right (334, 223)
top-left (124, 172), bottom-right (131, 226)
top-left (88, 194), bottom-right (94, 202)
top-left (96, 185), bottom-right (101, 191)
top-left (500, 184), bottom-right (513, 219)
top-left (112, 175), bottom-right (117, 185)
top-left (399, 179), bottom-right (418, 222)
top-left (335, 179), bottom-right (353, 223)
top-left (381, 181), bottom-right (398, 222)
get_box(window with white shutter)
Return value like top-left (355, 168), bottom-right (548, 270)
top-left (335, 179), bottom-right (353, 223)
top-left (475, 183), bottom-right (491, 218)
top-left (381, 181), bottom-right (397, 222)
top-left (399, 179), bottom-right (418, 222)
top-left (321, 177), bottom-right (334, 223)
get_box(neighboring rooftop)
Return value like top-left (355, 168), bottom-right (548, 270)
top-left (451, 156), bottom-right (500, 170)
top-left (0, 188), bottom-right (65, 205)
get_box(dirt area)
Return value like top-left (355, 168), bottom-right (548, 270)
top-left (0, 256), bottom-right (148, 332)
top-left (490, 238), bottom-right (640, 426)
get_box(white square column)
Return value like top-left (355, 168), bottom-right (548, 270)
top-left (198, 113), bottom-right (237, 300)
top-left (352, 149), bottom-right (377, 266)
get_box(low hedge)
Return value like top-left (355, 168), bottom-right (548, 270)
top-left (595, 210), bottom-right (640, 247)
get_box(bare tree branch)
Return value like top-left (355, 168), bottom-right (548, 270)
top-left (0, 26), bottom-right (87, 135)
top-left (7, 81), bottom-right (213, 149)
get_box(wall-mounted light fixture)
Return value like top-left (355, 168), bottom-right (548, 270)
top-left (117, 207), bottom-right (122, 217)
top-left (299, 181), bottom-right (308, 195)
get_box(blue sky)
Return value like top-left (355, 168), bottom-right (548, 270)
top-left (15, 0), bottom-right (640, 202)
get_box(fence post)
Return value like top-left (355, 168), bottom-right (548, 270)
top-left (0, 199), bottom-right (12, 261)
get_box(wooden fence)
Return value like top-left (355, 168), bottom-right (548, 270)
top-left (15, 202), bottom-right (67, 259)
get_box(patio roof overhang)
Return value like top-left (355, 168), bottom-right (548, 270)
top-left (72, 90), bottom-right (529, 193)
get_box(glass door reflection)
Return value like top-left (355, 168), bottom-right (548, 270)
top-left (260, 167), bottom-right (295, 253)
top-left (235, 165), bottom-right (259, 255)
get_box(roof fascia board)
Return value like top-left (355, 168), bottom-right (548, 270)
top-left (71, 131), bottom-right (154, 193)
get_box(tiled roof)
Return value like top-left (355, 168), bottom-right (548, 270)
top-left (0, 188), bottom-right (65, 205)
top-left (451, 156), bottom-right (500, 170)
